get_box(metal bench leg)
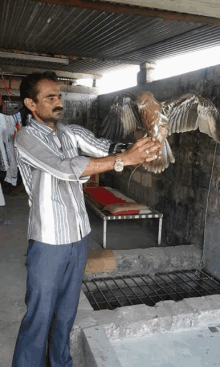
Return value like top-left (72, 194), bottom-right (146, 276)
top-left (158, 217), bottom-right (163, 245)
top-left (103, 219), bottom-right (107, 249)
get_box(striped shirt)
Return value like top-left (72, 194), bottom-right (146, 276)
top-left (14, 118), bottom-right (112, 245)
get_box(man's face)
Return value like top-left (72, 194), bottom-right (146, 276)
top-left (31, 79), bottom-right (63, 125)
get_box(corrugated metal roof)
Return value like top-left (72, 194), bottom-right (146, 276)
top-left (125, 25), bottom-right (220, 63)
top-left (0, 0), bottom-right (220, 76)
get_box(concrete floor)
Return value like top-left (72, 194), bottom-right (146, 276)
top-left (0, 192), bottom-right (28, 367)
top-left (111, 327), bottom-right (220, 366)
top-left (0, 191), bottom-right (159, 367)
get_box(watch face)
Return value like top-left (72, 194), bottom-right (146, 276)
top-left (115, 161), bottom-right (124, 172)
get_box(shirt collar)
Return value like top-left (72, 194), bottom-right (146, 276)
top-left (29, 117), bottom-right (54, 135)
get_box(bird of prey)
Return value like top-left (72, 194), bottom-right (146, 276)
top-left (99, 91), bottom-right (220, 173)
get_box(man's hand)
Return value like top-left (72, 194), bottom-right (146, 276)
top-left (120, 137), bottom-right (161, 167)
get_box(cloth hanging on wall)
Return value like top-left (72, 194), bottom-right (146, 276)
top-left (4, 113), bottom-right (22, 186)
top-left (0, 114), bottom-right (9, 172)
top-left (0, 182), bottom-right (5, 206)
top-left (0, 112), bottom-right (22, 186)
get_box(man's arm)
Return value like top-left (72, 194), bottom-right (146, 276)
top-left (15, 128), bottom-right (160, 181)
top-left (67, 125), bottom-right (111, 157)
top-left (68, 124), bottom-right (130, 157)
top-left (82, 137), bottom-right (160, 176)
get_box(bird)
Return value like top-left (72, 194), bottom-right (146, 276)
top-left (99, 91), bottom-right (220, 173)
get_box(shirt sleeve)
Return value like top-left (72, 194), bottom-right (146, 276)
top-left (15, 128), bottom-right (90, 182)
top-left (68, 125), bottom-right (112, 157)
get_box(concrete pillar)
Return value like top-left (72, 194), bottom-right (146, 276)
top-left (137, 62), bottom-right (155, 85)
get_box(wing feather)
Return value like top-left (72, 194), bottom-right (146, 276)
top-left (100, 107), bottom-right (117, 140)
top-left (143, 138), bottom-right (175, 173)
top-left (99, 93), bottom-right (143, 142)
top-left (162, 92), bottom-right (220, 141)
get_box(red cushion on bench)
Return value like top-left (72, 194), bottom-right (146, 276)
top-left (83, 187), bottom-right (140, 215)
top-left (83, 187), bottom-right (126, 206)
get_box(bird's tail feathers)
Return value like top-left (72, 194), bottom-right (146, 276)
top-left (142, 138), bottom-right (175, 173)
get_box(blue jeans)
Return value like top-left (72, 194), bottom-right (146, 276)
top-left (12, 235), bottom-right (89, 367)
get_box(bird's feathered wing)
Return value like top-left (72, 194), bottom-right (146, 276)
top-left (99, 93), bottom-right (143, 142)
top-left (139, 92), bottom-right (220, 173)
top-left (162, 92), bottom-right (220, 141)
top-left (99, 91), bottom-right (220, 174)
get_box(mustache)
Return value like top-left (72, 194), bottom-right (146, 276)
top-left (52, 107), bottom-right (63, 112)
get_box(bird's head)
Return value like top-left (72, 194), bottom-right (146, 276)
top-left (136, 91), bottom-right (162, 129)
top-left (136, 91), bottom-right (161, 109)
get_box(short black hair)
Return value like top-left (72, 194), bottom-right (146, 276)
top-left (20, 71), bottom-right (58, 104)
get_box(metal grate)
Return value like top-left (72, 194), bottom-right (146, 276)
top-left (82, 269), bottom-right (220, 311)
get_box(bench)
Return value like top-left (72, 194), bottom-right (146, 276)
top-left (83, 186), bottom-right (163, 249)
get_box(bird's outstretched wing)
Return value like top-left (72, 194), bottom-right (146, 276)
top-left (99, 92), bottom-right (143, 142)
top-left (99, 91), bottom-right (220, 175)
top-left (162, 92), bottom-right (220, 142)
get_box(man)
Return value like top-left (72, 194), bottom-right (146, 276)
top-left (12, 71), bottom-right (160, 367)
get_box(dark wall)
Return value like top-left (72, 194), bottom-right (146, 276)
top-left (60, 92), bottom-right (98, 133)
top-left (97, 65), bottom-right (220, 258)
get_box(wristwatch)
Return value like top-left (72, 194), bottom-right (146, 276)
top-left (114, 154), bottom-right (124, 172)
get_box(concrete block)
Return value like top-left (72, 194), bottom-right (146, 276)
top-left (116, 304), bottom-right (157, 322)
top-left (99, 304), bottom-right (172, 339)
top-left (184, 295), bottom-right (220, 327)
top-left (93, 309), bottom-right (120, 326)
top-left (70, 326), bottom-right (85, 367)
top-left (162, 299), bottom-right (191, 315)
top-left (116, 318), bottom-right (160, 338)
top-left (75, 311), bottom-right (97, 329)
top-left (155, 299), bottom-right (196, 331)
top-left (151, 316), bottom-right (172, 334)
top-left (204, 295), bottom-right (220, 309)
top-left (102, 322), bottom-right (121, 340)
top-left (185, 295), bottom-right (220, 312)
top-left (78, 291), bottom-right (93, 311)
top-left (184, 296), bottom-right (207, 311)
top-left (165, 245), bottom-right (202, 271)
top-left (82, 325), bottom-right (122, 366)
top-left (197, 309), bottom-right (220, 326)
top-left (84, 245), bottom-right (203, 280)
top-left (155, 301), bottom-right (172, 318)
top-left (167, 300), bottom-right (196, 330)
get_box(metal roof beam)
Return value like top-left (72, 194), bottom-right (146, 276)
top-left (0, 65), bottom-right (100, 80)
top-left (31, 0), bottom-right (220, 25)
top-left (0, 48), bottom-right (139, 72)
top-left (0, 51), bottom-right (69, 65)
